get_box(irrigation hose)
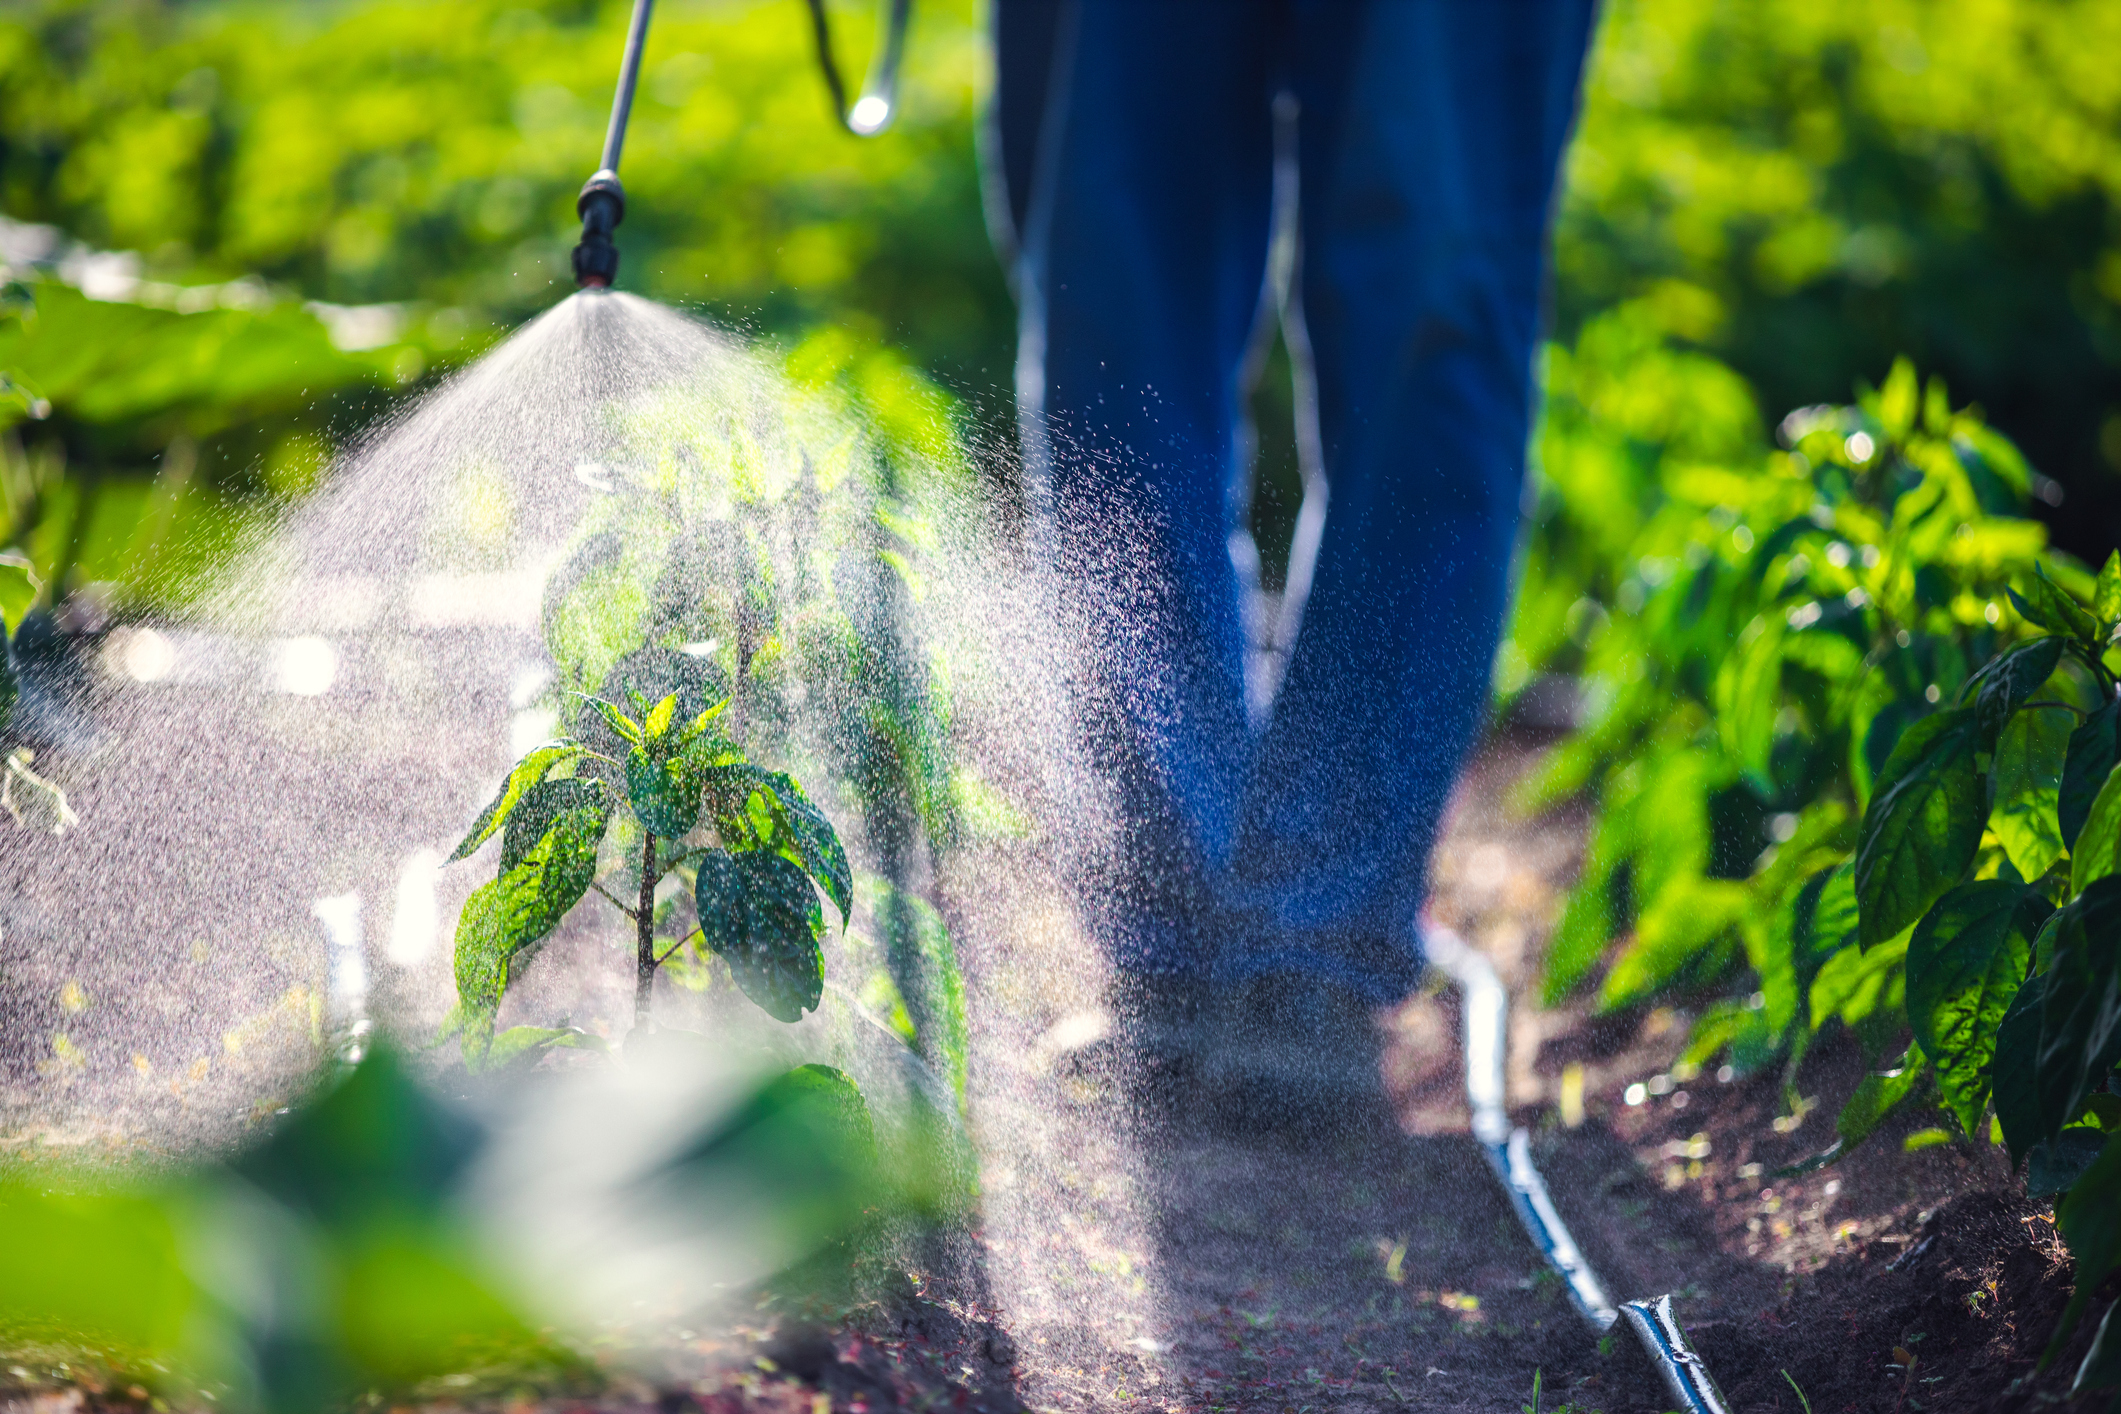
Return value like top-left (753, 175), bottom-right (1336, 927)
top-left (805, 0), bottom-right (913, 136)
top-left (1420, 921), bottom-right (1733, 1411)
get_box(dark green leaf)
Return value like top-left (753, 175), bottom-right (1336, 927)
top-left (2095, 551), bottom-right (2121, 627)
top-left (2028, 1127), bottom-right (2107, 1199)
top-left (1992, 970), bottom-right (2048, 1165)
top-left (502, 778), bottom-right (607, 870)
top-left (626, 745), bottom-right (700, 838)
top-left (694, 849), bottom-right (825, 1022)
top-left (761, 771), bottom-right (853, 920)
top-left (1906, 881), bottom-right (2038, 1137)
top-left (2048, 1135), bottom-right (2121, 1365)
top-left (1973, 637), bottom-right (2064, 740)
top-left (2075, 765), bottom-right (2121, 895)
top-left (2072, 1299), bottom-right (2121, 1398)
top-left (1854, 709), bottom-right (1986, 945)
top-left (2036, 878), bottom-right (2121, 1143)
top-left (448, 741), bottom-right (583, 862)
top-left (2062, 699), bottom-right (2121, 850)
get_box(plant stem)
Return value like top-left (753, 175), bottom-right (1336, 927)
top-left (634, 831), bottom-right (657, 1027)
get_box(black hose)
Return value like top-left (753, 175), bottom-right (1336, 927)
top-left (805, 0), bottom-right (913, 136)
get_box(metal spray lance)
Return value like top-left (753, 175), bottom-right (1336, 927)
top-left (570, 0), bottom-right (915, 289)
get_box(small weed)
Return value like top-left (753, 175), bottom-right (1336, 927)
top-left (1781, 1368), bottom-right (1812, 1414)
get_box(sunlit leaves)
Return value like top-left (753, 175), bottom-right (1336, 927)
top-left (1990, 702), bottom-right (2071, 881)
top-left (1855, 709), bottom-right (1985, 945)
top-left (2074, 766), bottom-right (2121, 895)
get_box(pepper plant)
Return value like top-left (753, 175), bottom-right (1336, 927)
top-left (1519, 350), bottom-right (2121, 1367)
top-left (442, 681), bottom-right (850, 1071)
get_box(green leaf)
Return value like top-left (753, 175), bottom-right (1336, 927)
top-left (2074, 764), bottom-right (2121, 895)
top-left (648, 1063), bottom-right (877, 1248)
top-left (1854, 709), bottom-right (1986, 946)
top-left (2048, 1136), bottom-right (2121, 1366)
top-left (2071, 1299), bottom-right (2121, 1398)
top-left (448, 741), bottom-right (583, 862)
top-left (1905, 881), bottom-right (2039, 1137)
top-left (1971, 637), bottom-right (2064, 741)
top-left (494, 791), bottom-right (610, 955)
top-left (452, 880), bottom-right (508, 1057)
top-left (641, 691), bottom-right (677, 743)
top-left (0, 632), bottom-right (14, 736)
top-left (2062, 699), bottom-right (2121, 850)
top-left (1990, 700), bottom-right (2071, 882)
top-left (675, 696), bottom-right (730, 746)
top-left (626, 745), bottom-right (700, 838)
top-left (1991, 970), bottom-right (2048, 1165)
top-left (501, 778), bottom-right (607, 870)
top-left (2094, 551), bottom-right (2121, 627)
top-left (760, 771), bottom-right (853, 920)
top-left (1835, 1050), bottom-right (1928, 1155)
top-left (2014, 564), bottom-right (2101, 645)
top-left (479, 1025), bottom-right (609, 1073)
top-left (867, 877), bottom-right (971, 1106)
top-left (2035, 877), bottom-right (2121, 1143)
top-left (0, 556), bottom-right (36, 635)
top-left (2028, 1127), bottom-right (2107, 1199)
top-left (694, 849), bottom-right (825, 1022)
top-left (576, 693), bottom-right (642, 746)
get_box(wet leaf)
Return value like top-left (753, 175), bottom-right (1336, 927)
top-left (626, 745), bottom-right (700, 838)
top-left (448, 741), bottom-right (582, 863)
top-left (761, 771), bottom-right (853, 920)
top-left (494, 793), bottom-right (610, 956)
top-left (641, 691), bottom-right (677, 743)
top-left (1905, 881), bottom-right (2038, 1136)
top-left (482, 1025), bottom-right (608, 1072)
top-left (694, 848), bottom-right (825, 1022)
top-left (502, 778), bottom-right (607, 870)
top-left (1855, 709), bottom-right (1985, 945)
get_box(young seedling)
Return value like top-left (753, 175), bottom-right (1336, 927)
top-left (442, 684), bottom-right (850, 1071)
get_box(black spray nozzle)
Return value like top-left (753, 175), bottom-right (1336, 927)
top-left (572, 170), bottom-right (625, 288)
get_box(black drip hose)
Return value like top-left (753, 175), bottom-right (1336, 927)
top-left (805, 0), bottom-right (914, 136)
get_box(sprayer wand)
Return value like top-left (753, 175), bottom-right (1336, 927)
top-left (570, 0), bottom-right (914, 288)
top-left (572, 0), bottom-right (655, 288)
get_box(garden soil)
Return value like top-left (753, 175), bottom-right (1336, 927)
top-left (651, 735), bottom-right (2113, 1414)
top-left (4, 736), bottom-right (2113, 1414)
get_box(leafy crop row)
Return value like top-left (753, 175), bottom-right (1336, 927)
top-left (1519, 345), bottom-right (2121, 1374)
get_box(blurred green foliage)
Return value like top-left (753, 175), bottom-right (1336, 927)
top-left (1558, 0), bottom-right (2121, 555)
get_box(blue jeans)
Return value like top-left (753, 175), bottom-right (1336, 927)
top-left (991, 0), bottom-right (1594, 1003)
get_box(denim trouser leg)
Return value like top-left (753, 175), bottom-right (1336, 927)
top-left (995, 1), bottom-right (1595, 996)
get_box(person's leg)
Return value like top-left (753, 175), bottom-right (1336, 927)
top-left (1221, 0), bottom-right (1597, 1001)
top-left (998, 0), bottom-right (1279, 979)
